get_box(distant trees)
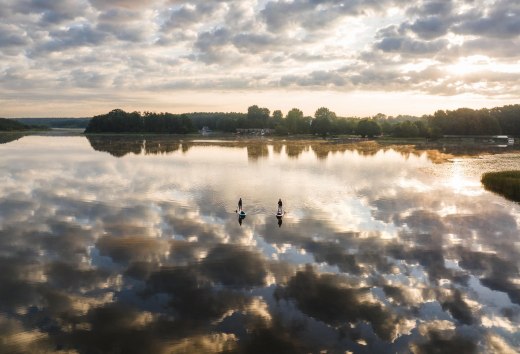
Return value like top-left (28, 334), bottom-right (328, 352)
top-left (84, 104), bottom-right (520, 138)
top-left (188, 112), bottom-right (246, 132)
top-left (283, 108), bottom-right (310, 134)
top-left (0, 118), bottom-right (32, 131)
top-left (427, 108), bottom-right (501, 136)
top-left (492, 105), bottom-right (520, 136)
top-left (331, 118), bottom-right (357, 135)
top-left (356, 119), bottom-right (381, 138)
top-left (84, 109), bottom-right (195, 134)
top-left (272, 110), bottom-right (283, 128)
top-left (311, 107), bottom-right (335, 136)
top-left (14, 118), bottom-right (90, 129)
top-left (247, 105), bottom-right (270, 127)
top-left (372, 105), bottom-right (519, 138)
top-left (392, 121), bottom-right (429, 138)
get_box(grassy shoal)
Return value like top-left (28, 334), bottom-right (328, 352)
top-left (481, 171), bottom-right (520, 202)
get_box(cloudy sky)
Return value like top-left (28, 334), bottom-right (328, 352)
top-left (0, 0), bottom-right (519, 117)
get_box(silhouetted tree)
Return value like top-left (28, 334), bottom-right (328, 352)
top-left (286, 108), bottom-right (303, 133)
top-left (356, 119), bottom-right (381, 138)
top-left (272, 110), bottom-right (283, 120)
top-left (311, 107), bottom-right (336, 136)
top-left (247, 105), bottom-right (270, 128)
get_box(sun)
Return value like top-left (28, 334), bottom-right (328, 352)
top-left (446, 55), bottom-right (491, 76)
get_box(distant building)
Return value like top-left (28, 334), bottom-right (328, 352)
top-left (200, 126), bottom-right (212, 135)
top-left (442, 135), bottom-right (514, 145)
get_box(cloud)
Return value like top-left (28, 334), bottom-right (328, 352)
top-left (37, 24), bottom-right (108, 53)
top-left (70, 69), bottom-right (112, 88)
top-left (375, 36), bottom-right (448, 54)
top-left (45, 261), bottom-right (111, 292)
top-left (12, 0), bottom-right (88, 24)
top-left (280, 70), bottom-right (349, 87)
top-left (260, 0), bottom-right (406, 33)
top-left (406, 16), bottom-right (450, 39)
top-left (0, 316), bottom-right (53, 353)
top-left (406, 1), bottom-right (454, 17)
top-left (201, 244), bottom-right (268, 287)
top-left (459, 37), bottom-right (520, 58)
top-left (0, 0), bottom-right (519, 110)
top-left (453, 1), bottom-right (520, 38)
top-left (232, 32), bottom-right (281, 53)
top-left (88, 0), bottom-right (158, 10)
top-left (0, 24), bottom-right (29, 48)
top-left (161, 2), bottom-right (226, 31)
top-left (97, 8), bottom-right (151, 42)
top-left (280, 266), bottom-right (402, 341)
top-left (411, 326), bottom-right (477, 354)
top-left (97, 236), bottom-right (169, 264)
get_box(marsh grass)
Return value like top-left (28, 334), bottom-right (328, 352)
top-left (481, 171), bottom-right (520, 202)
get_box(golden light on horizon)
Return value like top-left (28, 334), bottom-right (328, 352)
top-left (447, 56), bottom-right (493, 76)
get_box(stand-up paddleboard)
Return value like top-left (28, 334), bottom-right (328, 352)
top-left (239, 210), bottom-right (247, 217)
top-left (276, 210), bottom-right (284, 218)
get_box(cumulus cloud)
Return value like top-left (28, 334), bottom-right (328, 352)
top-left (454, 1), bottom-right (520, 38)
top-left (0, 0), bottom-right (519, 114)
top-left (406, 16), bottom-right (450, 39)
top-left (161, 2), bottom-right (226, 31)
top-left (88, 0), bottom-right (158, 10)
top-left (406, 0), bottom-right (454, 17)
top-left (0, 24), bottom-right (29, 48)
top-left (260, 0), bottom-right (408, 33)
top-left (97, 8), bottom-right (152, 42)
top-left (12, 0), bottom-right (88, 24)
top-left (37, 24), bottom-right (108, 53)
top-left (376, 36), bottom-right (449, 54)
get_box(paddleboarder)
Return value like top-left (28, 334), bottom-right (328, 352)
top-left (238, 198), bottom-right (243, 212)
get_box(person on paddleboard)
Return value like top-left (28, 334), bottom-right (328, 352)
top-left (277, 198), bottom-right (283, 213)
top-left (238, 198), bottom-right (242, 212)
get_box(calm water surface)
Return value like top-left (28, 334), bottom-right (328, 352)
top-left (0, 135), bottom-right (519, 353)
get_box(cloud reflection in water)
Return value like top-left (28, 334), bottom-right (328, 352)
top-left (0, 135), bottom-right (519, 353)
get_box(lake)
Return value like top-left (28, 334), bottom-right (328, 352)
top-left (0, 134), bottom-right (519, 353)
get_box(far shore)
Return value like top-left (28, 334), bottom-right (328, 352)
top-left (2, 129), bottom-right (517, 145)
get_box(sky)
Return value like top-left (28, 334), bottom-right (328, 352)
top-left (0, 0), bottom-right (519, 118)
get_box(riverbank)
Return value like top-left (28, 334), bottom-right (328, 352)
top-left (481, 171), bottom-right (520, 202)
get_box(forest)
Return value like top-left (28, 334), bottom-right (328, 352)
top-left (0, 118), bottom-right (33, 131)
top-left (14, 118), bottom-right (91, 129)
top-left (84, 110), bottom-right (195, 134)
top-left (84, 104), bottom-right (520, 138)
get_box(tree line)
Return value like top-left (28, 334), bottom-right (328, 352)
top-left (15, 118), bottom-right (91, 129)
top-left (84, 104), bottom-right (520, 137)
top-left (85, 109), bottom-right (195, 134)
top-left (0, 118), bottom-right (34, 131)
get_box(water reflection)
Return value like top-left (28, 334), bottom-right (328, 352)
top-left (238, 213), bottom-right (245, 226)
top-left (0, 132), bottom-right (28, 145)
top-left (277, 215), bottom-right (283, 228)
top-left (0, 135), bottom-right (519, 353)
